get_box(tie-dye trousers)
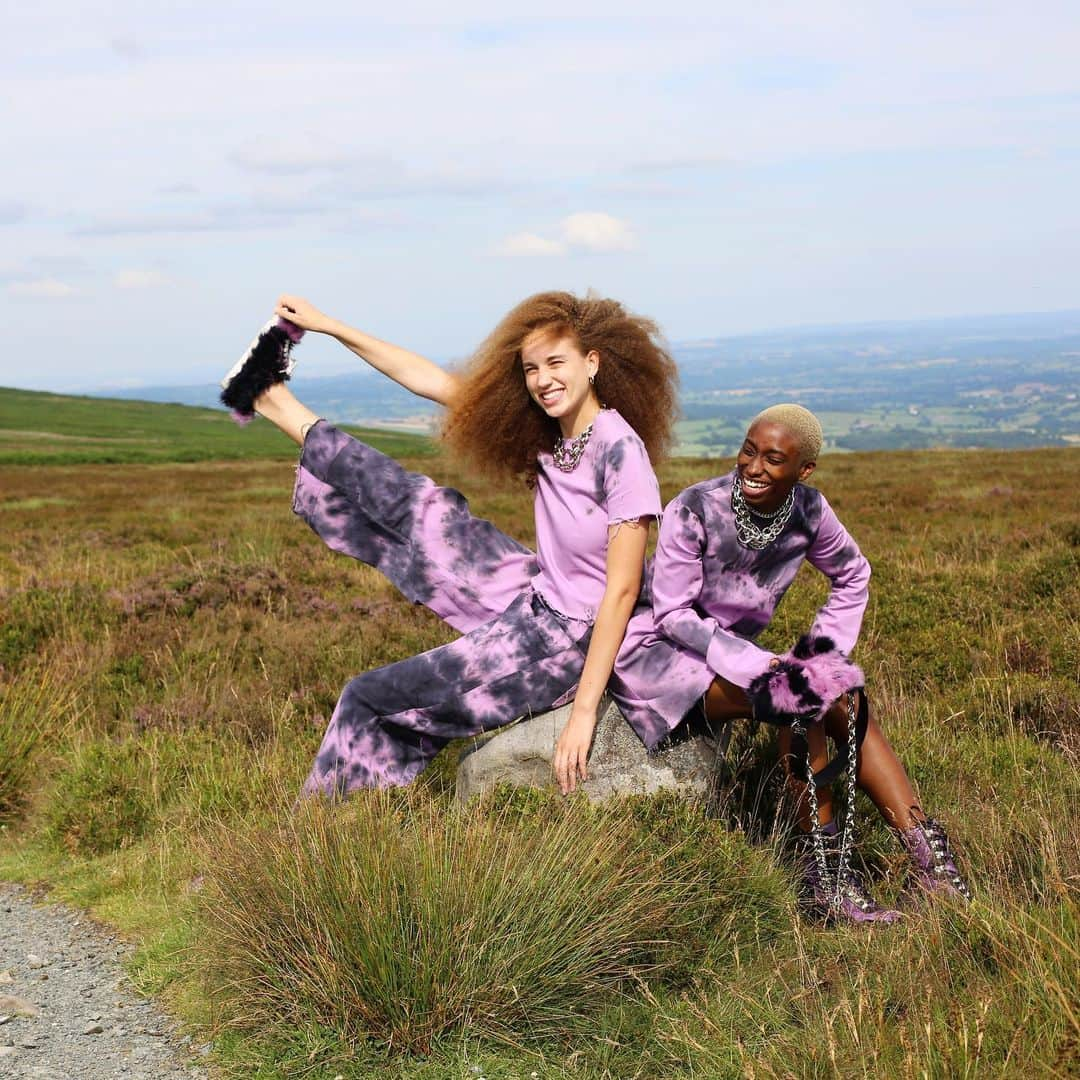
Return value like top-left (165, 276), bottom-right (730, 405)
top-left (291, 421), bottom-right (712, 796)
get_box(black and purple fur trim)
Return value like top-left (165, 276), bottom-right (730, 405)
top-left (220, 317), bottom-right (305, 422)
top-left (747, 634), bottom-right (864, 728)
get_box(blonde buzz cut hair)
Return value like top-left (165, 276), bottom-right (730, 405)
top-left (749, 403), bottom-right (823, 464)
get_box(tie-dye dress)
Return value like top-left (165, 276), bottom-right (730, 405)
top-left (291, 411), bottom-right (706, 796)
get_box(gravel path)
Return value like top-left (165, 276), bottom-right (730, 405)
top-left (0, 884), bottom-right (210, 1079)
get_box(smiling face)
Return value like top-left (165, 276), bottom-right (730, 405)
top-left (520, 328), bottom-right (601, 439)
top-left (735, 420), bottom-right (817, 513)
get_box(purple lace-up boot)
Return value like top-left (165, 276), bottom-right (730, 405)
top-left (899, 816), bottom-right (972, 901)
top-left (793, 821), bottom-right (901, 925)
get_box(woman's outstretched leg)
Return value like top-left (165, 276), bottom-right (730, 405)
top-left (253, 383), bottom-right (321, 447)
top-left (291, 418), bottom-right (536, 634)
top-left (301, 591), bottom-right (589, 796)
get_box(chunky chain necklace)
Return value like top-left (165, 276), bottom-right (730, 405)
top-left (731, 478), bottom-right (794, 549)
top-left (552, 421), bottom-right (595, 472)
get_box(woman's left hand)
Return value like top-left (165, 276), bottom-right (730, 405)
top-left (554, 706), bottom-right (598, 795)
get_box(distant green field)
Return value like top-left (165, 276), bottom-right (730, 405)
top-left (676, 404), bottom-right (1079, 457)
top-left (0, 387), bottom-right (434, 466)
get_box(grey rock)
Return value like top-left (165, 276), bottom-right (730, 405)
top-left (456, 695), bottom-right (718, 803)
top-left (0, 994), bottom-right (37, 1017)
top-left (82, 1022), bottom-right (105, 1035)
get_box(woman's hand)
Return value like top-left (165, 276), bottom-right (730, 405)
top-left (553, 705), bottom-right (598, 796)
top-left (276, 294), bottom-right (334, 335)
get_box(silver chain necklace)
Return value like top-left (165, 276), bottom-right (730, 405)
top-left (552, 421), bottom-right (595, 472)
top-left (731, 479), bottom-right (795, 549)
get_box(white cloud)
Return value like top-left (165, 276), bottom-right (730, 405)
top-left (8, 279), bottom-right (77, 299)
top-left (560, 212), bottom-right (636, 253)
top-left (114, 269), bottom-right (170, 290)
top-left (492, 232), bottom-right (567, 257)
top-left (492, 213), bottom-right (636, 258)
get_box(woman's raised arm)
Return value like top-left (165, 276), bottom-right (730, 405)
top-left (276, 294), bottom-right (462, 408)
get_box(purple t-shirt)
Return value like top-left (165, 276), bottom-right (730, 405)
top-left (531, 409), bottom-right (661, 622)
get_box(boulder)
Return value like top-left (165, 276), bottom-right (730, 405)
top-left (455, 695), bottom-right (720, 803)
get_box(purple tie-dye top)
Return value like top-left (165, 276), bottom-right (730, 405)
top-left (651, 471), bottom-right (870, 688)
top-left (532, 409), bottom-right (662, 622)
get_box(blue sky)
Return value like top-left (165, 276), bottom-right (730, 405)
top-left (3, 3), bottom-right (1080, 390)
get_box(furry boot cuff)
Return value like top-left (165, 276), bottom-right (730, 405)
top-left (747, 634), bottom-right (864, 729)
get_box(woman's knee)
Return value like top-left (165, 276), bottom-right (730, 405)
top-left (703, 677), bottom-right (753, 722)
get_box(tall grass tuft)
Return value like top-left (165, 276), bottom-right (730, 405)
top-left (195, 787), bottom-right (721, 1055)
top-left (0, 674), bottom-right (72, 819)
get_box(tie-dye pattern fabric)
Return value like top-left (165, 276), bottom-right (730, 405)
top-left (292, 421), bottom-right (537, 635)
top-left (299, 589), bottom-right (592, 795)
top-left (648, 471), bottom-right (871, 690)
top-left (290, 421), bottom-right (690, 795)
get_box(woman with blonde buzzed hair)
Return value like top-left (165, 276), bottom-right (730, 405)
top-left (640, 404), bottom-right (971, 923)
top-left (219, 290), bottom-right (687, 798)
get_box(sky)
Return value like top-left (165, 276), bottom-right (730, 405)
top-left (3, 3), bottom-right (1080, 391)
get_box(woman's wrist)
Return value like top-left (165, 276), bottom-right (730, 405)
top-left (568, 701), bottom-right (599, 726)
top-left (319, 315), bottom-right (348, 339)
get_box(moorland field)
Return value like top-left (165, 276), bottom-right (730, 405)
top-left (0, 389), bottom-right (1078, 1078)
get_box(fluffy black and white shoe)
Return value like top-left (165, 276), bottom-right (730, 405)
top-left (220, 317), bottom-right (305, 422)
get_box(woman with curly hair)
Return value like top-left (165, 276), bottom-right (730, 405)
top-left (221, 291), bottom-right (688, 798)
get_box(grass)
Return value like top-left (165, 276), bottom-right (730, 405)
top-left (0, 392), bottom-right (1077, 1076)
top-left (194, 788), bottom-right (784, 1058)
top-left (0, 674), bottom-right (75, 819)
top-left (0, 386), bottom-right (433, 465)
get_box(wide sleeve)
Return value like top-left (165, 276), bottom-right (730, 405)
top-left (602, 434), bottom-right (662, 525)
top-left (805, 495), bottom-right (870, 655)
top-left (651, 498), bottom-right (776, 688)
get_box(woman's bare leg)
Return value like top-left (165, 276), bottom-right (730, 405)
top-left (777, 724), bottom-right (834, 831)
top-left (821, 698), bottom-right (923, 830)
top-left (253, 383), bottom-right (321, 447)
top-left (702, 677), bottom-right (833, 830)
top-left (702, 677), bottom-right (925, 831)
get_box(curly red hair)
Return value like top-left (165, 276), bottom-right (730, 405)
top-left (441, 291), bottom-right (679, 483)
